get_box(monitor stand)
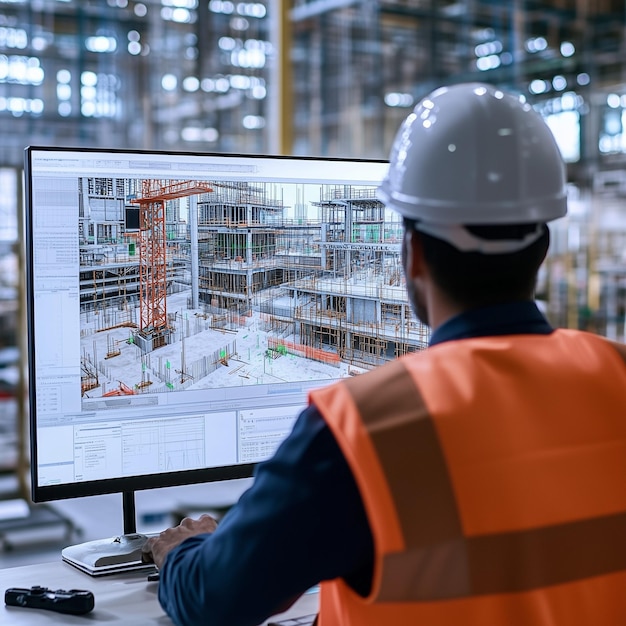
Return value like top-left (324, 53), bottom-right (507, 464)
top-left (62, 491), bottom-right (157, 577)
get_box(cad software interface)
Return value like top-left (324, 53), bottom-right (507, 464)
top-left (27, 149), bottom-right (388, 488)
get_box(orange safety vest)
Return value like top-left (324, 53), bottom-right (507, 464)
top-left (310, 329), bottom-right (626, 626)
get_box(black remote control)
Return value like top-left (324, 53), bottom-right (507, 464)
top-left (5, 585), bottom-right (95, 615)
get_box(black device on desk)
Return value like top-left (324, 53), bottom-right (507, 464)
top-left (23, 147), bottom-right (388, 575)
top-left (5, 586), bottom-right (94, 615)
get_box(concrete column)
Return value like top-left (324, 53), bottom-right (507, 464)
top-left (320, 223), bottom-right (327, 269)
top-left (246, 229), bottom-right (253, 265)
top-left (190, 196), bottom-right (199, 309)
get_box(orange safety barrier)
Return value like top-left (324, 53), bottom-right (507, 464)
top-left (267, 337), bottom-right (340, 366)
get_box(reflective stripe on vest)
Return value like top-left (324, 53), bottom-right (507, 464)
top-left (311, 330), bottom-right (626, 622)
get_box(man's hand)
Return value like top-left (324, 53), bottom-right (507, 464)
top-left (142, 514), bottom-right (219, 569)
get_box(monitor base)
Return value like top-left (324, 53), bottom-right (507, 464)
top-left (62, 533), bottom-right (157, 577)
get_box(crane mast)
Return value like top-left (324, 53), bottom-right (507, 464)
top-left (131, 180), bottom-right (214, 350)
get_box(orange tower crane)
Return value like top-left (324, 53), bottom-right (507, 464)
top-left (130, 180), bottom-right (214, 349)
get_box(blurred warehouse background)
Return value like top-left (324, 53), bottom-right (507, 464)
top-left (1, 0), bottom-right (626, 514)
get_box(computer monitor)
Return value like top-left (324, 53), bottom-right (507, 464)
top-left (24, 147), bottom-right (429, 574)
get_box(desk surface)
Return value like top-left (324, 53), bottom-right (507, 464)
top-left (0, 561), bottom-right (319, 625)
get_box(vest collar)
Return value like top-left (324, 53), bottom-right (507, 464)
top-left (429, 300), bottom-right (553, 347)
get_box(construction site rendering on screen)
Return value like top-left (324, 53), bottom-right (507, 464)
top-left (77, 176), bottom-right (430, 400)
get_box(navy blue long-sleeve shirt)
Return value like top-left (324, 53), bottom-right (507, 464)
top-left (158, 301), bottom-right (553, 626)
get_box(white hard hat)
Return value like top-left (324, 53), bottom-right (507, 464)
top-left (378, 83), bottom-right (567, 253)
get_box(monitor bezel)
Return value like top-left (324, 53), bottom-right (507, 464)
top-left (24, 145), bottom-right (387, 503)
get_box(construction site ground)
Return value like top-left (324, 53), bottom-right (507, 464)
top-left (80, 291), bottom-right (364, 400)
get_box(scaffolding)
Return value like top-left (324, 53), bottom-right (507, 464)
top-left (77, 176), bottom-right (431, 398)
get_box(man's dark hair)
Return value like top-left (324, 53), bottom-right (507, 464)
top-left (404, 218), bottom-right (550, 309)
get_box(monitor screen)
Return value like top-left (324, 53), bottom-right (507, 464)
top-left (24, 147), bottom-right (429, 505)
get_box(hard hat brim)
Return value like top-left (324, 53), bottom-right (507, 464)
top-left (377, 179), bottom-right (568, 225)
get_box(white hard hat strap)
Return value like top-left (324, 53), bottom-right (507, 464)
top-left (413, 221), bottom-right (544, 254)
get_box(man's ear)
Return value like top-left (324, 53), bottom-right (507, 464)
top-left (404, 228), bottom-right (427, 280)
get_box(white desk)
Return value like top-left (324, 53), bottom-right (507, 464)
top-left (0, 562), bottom-right (319, 625)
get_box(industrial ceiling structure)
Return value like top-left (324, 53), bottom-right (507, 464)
top-left (0, 1), bottom-right (624, 173)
